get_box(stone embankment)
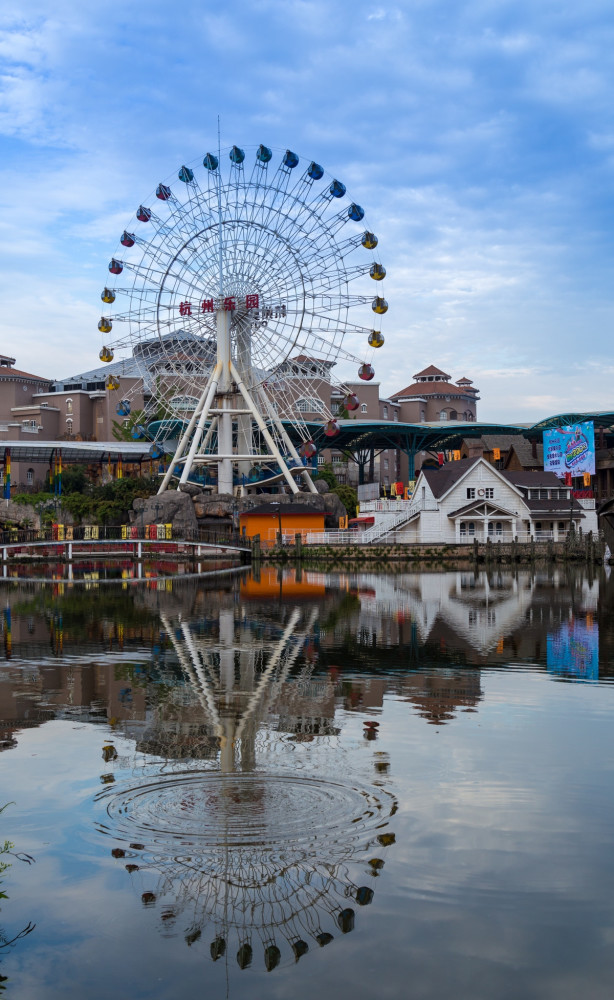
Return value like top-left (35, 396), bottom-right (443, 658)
top-left (255, 533), bottom-right (606, 567)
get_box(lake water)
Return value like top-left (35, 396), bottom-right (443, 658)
top-left (1, 566), bottom-right (613, 999)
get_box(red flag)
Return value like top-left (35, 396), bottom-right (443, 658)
top-left (437, 452), bottom-right (444, 466)
top-left (565, 472), bottom-right (572, 486)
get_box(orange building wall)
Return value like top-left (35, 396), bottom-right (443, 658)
top-left (239, 511), bottom-right (325, 541)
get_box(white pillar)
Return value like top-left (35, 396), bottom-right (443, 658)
top-left (218, 402), bottom-right (234, 496)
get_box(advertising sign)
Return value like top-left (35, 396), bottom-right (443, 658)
top-left (543, 421), bottom-right (595, 478)
top-left (547, 619), bottom-right (598, 680)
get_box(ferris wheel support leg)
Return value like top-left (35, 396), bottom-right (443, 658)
top-left (178, 362), bottom-right (222, 486)
top-left (157, 364), bottom-right (218, 494)
top-left (230, 361), bottom-right (300, 495)
top-left (259, 397), bottom-right (318, 494)
top-left (234, 607), bottom-right (301, 742)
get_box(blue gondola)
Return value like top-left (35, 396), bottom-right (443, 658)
top-left (283, 149), bottom-right (299, 169)
top-left (203, 153), bottom-right (219, 171)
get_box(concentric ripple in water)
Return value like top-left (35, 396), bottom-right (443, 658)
top-left (96, 771), bottom-right (396, 859)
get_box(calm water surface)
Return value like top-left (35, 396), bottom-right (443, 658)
top-left (0, 566), bottom-right (613, 999)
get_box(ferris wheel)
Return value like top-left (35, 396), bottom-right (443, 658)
top-left (97, 142), bottom-right (387, 495)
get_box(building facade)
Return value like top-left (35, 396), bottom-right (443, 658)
top-left (395, 458), bottom-right (597, 543)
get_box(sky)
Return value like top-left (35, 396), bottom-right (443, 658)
top-left (1, 0), bottom-right (614, 422)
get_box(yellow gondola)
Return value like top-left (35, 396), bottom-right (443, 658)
top-left (101, 288), bottom-right (116, 304)
top-left (362, 232), bottom-right (378, 249)
top-left (106, 375), bottom-right (120, 391)
top-left (99, 346), bottom-right (114, 363)
top-left (372, 297), bottom-right (388, 315)
top-left (98, 318), bottom-right (112, 334)
top-left (368, 330), bottom-right (385, 348)
top-left (369, 263), bottom-right (386, 281)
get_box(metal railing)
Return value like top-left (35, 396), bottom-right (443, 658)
top-left (0, 537), bottom-right (251, 563)
top-left (281, 528), bottom-right (582, 547)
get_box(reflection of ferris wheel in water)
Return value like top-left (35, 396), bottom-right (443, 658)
top-left (97, 605), bottom-right (397, 975)
top-left (97, 142), bottom-right (387, 494)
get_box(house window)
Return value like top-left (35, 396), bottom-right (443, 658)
top-left (449, 409), bottom-right (457, 420)
top-left (317, 456), bottom-right (325, 466)
top-left (394, 411), bottom-right (398, 421)
top-left (420, 410), bottom-right (425, 422)
top-left (66, 418), bottom-right (73, 434)
top-left (460, 521), bottom-right (476, 537)
top-left (361, 404), bottom-right (368, 413)
top-left (484, 488), bottom-right (494, 499)
top-left (26, 468), bottom-right (34, 485)
top-left (383, 406), bottom-right (388, 418)
top-left (331, 402), bottom-right (340, 414)
top-left (439, 410), bottom-right (449, 420)
top-left (466, 488), bottom-right (476, 499)
top-left (66, 398), bottom-right (73, 414)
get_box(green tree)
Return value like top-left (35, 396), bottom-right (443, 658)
top-left (314, 462), bottom-right (338, 490)
top-left (60, 464), bottom-right (88, 494)
top-left (331, 483), bottom-right (358, 516)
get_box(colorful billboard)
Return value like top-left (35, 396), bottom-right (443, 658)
top-left (543, 421), bottom-right (595, 478)
top-left (547, 619), bottom-right (598, 681)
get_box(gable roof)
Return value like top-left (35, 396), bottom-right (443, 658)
top-left (461, 434), bottom-right (522, 453)
top-left (420, 458), bottom-right (481, 497)
top-left (505, 440), bottom-right (544, 468)
top-left (418, 456), bottom-right (526, 502)
top-left (448, 498), bottom-right (520, 519)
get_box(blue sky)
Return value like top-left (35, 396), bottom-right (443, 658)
top-left (1, 0), bottom-right (613, 421)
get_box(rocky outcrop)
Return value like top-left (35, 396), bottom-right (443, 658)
top-left (131, 487), bottom-right (348, 534)
top-left (131, 491), bottom-right (198, 535)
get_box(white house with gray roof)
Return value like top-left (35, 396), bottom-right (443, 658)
top-left (394, 457), bottom-right (597, 543)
